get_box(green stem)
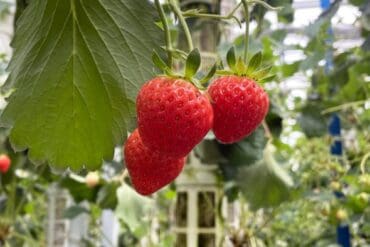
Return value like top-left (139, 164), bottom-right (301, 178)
top-left (262, 120), bottom-right (273, 140)
top-left (241, 0), bottom-right (249, 63)
top-left (169, 0), bottom-right (194, 51)
top-left (182, 1), bottom-right (243, 26)
top-left (248, 0), bottom-right (283, 11)
top-left (184, 12), bottom-right (230, 20)
top-left (155, 0), bottom-right (173, 67)
top-left (229, 1), bottom-right (243, 16)
top-left (321, 100), bottom-right (368, 114)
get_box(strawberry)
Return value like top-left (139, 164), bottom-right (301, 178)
top-left (124, 129), bottom-right (185, 195)
top-left (137, 76), bottom-right (213, 158)
top-left (0, 154), bottom-right (11, 174)
top-left (208, 75), bottom-right (269, 143)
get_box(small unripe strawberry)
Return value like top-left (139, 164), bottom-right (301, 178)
top-left (0, 154), bottom-right (11, 174)
top-left (208, 75), bottom-right (269, 143)
top-left (85, 172), bottom-right (100, 188)
top-left (137, 76), bottom-right (213, 158)
top-left (359, 174), bottom-right (370, 187)
top-left (330, 181), bottom-right (341, 191)
top-left (357, 192), bottom-right (369, 203)
top-left (124, 129), bottom-right (185, 195)
top-left (335, 209), bottom-right (348, 221)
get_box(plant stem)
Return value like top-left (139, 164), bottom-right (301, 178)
top-left (69, 172), bottom-right (85, 183)
top-left (155, 0), bottom-right (173, 67)
top-left (169, 0), bottom-right (194, 51)
top-left (119, 169), bottom-right (129, 184)
top-left (248, 0), bottom-right (283, 11)
top-left (182, 1), bottom-right (243, 27)
top-left (184, 12), bottom-right (234, 20)
top-left (241, 0), bottom-right (250, 63)
top-left (262, 120), bottom-right (273, 140)
top-left (321, 100), bottom-right (368, 114)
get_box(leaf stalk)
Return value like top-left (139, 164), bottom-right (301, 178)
top-left (168, 0), bottom-right (194, 51)
top-left (155, 0), bottom-right (173, 67)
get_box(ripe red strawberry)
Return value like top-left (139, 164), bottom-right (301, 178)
top-left (208, 75), bottom-right (269, 143)
top-left (124, 129), bottom-right (185, 195)
top-left (0, 154), bottom-right (11, 174)
top-left (137, 76), bottom-right (213, 158)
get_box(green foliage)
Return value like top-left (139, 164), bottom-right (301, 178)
top-left (335, 61), bottom-right (370, 102)
top-left (152, 51), bottom-right (171, 74)
top-left (226, 46), bottom-right (236, 70)
top-left (298, 103), bottom-right (328, 138)
top-left (220, 127), bottom-right (268, 167)
top-left (237, 144), bottom-right (293, 210)
top-left (0, 0), bottom-right (162, 171)
top-left (246, 52), bottom-right (262, 74)
top-left (63, 205), bottom-right (89, 219)
top-left (185, 48), bottom-right (201, 78)
top-left (96, 182), bottom-right (119, 210)
top-left (306, 0), bottom-right (342, 38)
top-left (60, 177), bottom-right (99, 203)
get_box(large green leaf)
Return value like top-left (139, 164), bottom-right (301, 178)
top-left (96, 182), bottom-right (119, 210)
top-left (297, 103), bottom-right (328, 138)
top-left (1, 0), bottom-right (162, 170)
top-left (194, 139), bottom-right (227, 164)
top-left (237, 145), bottom-right (293, 210)
top-left (335, 61), bottom-right (370, 102)
top-left (220, 127), bottom-right (268, 167)
top-left (63, 205), bottom-right (89, 219)
top-left (306, 0), bottom-right (342, 38)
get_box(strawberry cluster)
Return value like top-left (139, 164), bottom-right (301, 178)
top-left (124, 76), bottom-right (213, 195)
top-left (124, 49), bottom-right (271, 195)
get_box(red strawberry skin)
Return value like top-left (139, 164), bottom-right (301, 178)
top-left (208, 75), bottom-right (269, 143)
top-left (137, 76), bottom-right (213, 158)
top-left (124, 129), bottom-right (185, 195)
top-left (0, 154), bottom-right (11, 174)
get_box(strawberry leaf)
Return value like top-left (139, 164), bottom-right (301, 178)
top-left (185, 48), bottom-right (201, 78)
top-left (247, 52), bottom-right (262, 74)
top-left (235, 57), bottom-right (246, 75)
top-left (237, 145), bottom-right (293, 210)
top-left (200, 63), bottom-right (217, 84)
top-left (216, 70), bottom-right (234, 76)
top-left (226, 46), bottom-right (236, 70)
top-left (152, 51), bottom-right (171, 75)
top-left (260, 74), bottom-right (276, 83)
top-left (191, 78), bottom-right (206, 90)
top-left (0, 0), bottom-right (162, 171)
top-left (252, 65), bottom-right (272, 79)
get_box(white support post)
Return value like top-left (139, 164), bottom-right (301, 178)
top-left (101, 210), bottom-right (120, 247)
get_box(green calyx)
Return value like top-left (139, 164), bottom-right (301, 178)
top-left (217, 46), bottom-right (276, 83)
top-left (152, 48), bottom-right (216, 90)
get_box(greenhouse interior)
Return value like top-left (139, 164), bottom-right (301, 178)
top-left (0, 0), bottom-right (369, 246)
